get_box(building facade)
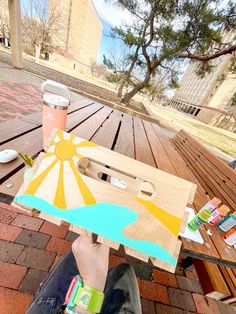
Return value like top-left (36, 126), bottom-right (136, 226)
top-left (170, 53), bottom-right (233, 109)
top-left (49, 0), bottom-right (103, 74)
top-left (0, 0), bottom-right (10, 46)
top-left (167, 32), bottom-right (236, 130)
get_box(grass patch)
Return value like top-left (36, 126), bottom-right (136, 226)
top-left (147, 105), bottom-right (236, 157)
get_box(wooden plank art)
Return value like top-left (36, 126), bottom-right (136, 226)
top-left (14, 129), bottom-right (196, 272)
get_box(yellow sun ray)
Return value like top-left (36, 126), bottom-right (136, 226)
top-left (25, 159), bottom-right (59, 195)
top-left (76, 141), bottom-right (98, 148)
top-left (70, 133), bottom-right (77, 142)
top-left (44, 152), bottom-right (55, 158)
top-left (76, 152), bottom-right (85, 160)
top-left (136, 197), bottom-right (182, 237)
top-left (25, 131), bottom-right (99, 208)
top-left (69, 159), bottom-right (96, 206)
top-left (57, 130), bottom-right (64, 140)
top-left (53, 161), bottom-right (66, 209)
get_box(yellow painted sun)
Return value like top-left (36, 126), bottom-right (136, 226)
top-left (25, 130), bottom-right (97, 209)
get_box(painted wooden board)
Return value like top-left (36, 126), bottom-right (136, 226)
top-left (14, 129), bottom-right (196, 272)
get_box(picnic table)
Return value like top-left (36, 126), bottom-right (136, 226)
top-left (0, 96), bottom-right (236, 269)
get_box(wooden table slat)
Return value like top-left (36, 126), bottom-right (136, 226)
top-left (0, 128), bottom-right (43, 184)
top-left (0, 168), bottom-right (25, 197)
top-left (0, 119), bottom-right (40, 145)
top-left (114, 113), bottom-right (135, 159)
top-left (66, 102), bottom-right (103, 131)
top-left (133, 118), bottom-right (156, 167)
top-left (91, 110), bottom-right (122, 149)
top-left (72, 106), bottom-right (113, 140)
top-left (143, 120), bottom-right (176, 175)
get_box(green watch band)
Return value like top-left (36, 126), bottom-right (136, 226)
top-left (74, 285), bottom-right (104, 313)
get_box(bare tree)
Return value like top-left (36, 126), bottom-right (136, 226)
top-left (103, 47), bottom-right (143, 95)
top-left (0, 0), bottom-right (10, 47)
top-left (21, 0), bottom-right (65, 63)
top-left (225, 92), bottom-right (236, 132)
top-left (90, 61), bottom-right (109, 79)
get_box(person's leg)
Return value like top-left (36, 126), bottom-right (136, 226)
top-left (27, 253), bottom-right (141, 314)
top-left (27, 250), bottom-right (78, 314)
top-left (101, 263), bottom-right (142, 314)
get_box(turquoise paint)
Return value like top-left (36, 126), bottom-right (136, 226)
top-left (16, 195), bottom-right (176, 265)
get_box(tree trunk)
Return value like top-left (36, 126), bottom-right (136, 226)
top-left (4, 37), bottom-right (8, 47)
top-left (122, 83), bottom-right (149, 105)
top-left (122, 75), bottom-right (151, 105)
top-left (118, 78), bottom-right (127, 97)
top-left (117, 46), bottom-right (140, 98)
top-left (35, 45), bottom-right (41, 63)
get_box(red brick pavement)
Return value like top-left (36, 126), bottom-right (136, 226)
top-left (0, 202), bottom-right (235, 314)
top-left (0, 83), bottom-right (42, 122)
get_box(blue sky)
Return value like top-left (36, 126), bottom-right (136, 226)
top-left (97, 20), bottom-right (125, 63)
top-left (98, 20), bottom-right (114, 62)
top-left (92, 0), bottom-right (132, 62)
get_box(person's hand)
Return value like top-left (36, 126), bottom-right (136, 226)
top-left (72, 235), bottom-right (110, 292)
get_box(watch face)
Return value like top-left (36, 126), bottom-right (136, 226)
top-left (78, 290), bottom-right (92, 309)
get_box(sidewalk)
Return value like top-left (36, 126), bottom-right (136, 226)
top-left (0, 61), bottom-right (89, 123)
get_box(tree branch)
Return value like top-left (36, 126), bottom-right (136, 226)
top-left (178, 44), bottom-right (236, 61)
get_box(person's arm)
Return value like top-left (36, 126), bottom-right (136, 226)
top-left (71, 235), bottom-right (110, 314)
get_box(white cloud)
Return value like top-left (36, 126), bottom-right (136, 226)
top-left (92, 0), bottom-right (133, 26)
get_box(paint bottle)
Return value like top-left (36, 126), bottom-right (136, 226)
top-left (199, 197), bottom-right (221, 213)
top-left (208, 205), bottom-right (230, 226)
top-left (188, 209), bottom-right (211, 232)
top-left (224, 227), bottom-right (236, 246)
top-left (218, 212), bottom-right (236, 232)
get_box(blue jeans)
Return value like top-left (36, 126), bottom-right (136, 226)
top-left (27, 251), bottom-right (142, 314)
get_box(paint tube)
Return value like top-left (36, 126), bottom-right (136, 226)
top-left (188, 209), bottom-right (211, 232)
top-left (208, 205), bottom-right (230, 226)
top-left (199, 197), bottom-right (221, 213)
top-left (224, 227), bottom-right (236, 246)
top-left (218, 212), bottom-right (236, 232)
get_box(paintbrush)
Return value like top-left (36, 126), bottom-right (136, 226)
top-left (18, 152), bottom-right (34, 167)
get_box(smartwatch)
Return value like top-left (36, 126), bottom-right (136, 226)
top-left (65, 275), bottom-right (104, 313)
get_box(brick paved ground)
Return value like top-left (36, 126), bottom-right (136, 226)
top-left (0, 202), bottom-right (235, 314)
top-left (0, 61), bottom-right (43, 122)
top-left (0, 60), bottom-right (100, 123)
top-left (0, 82), bottom-right (42, 122)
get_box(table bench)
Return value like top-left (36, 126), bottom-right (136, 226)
top-left (171, 129), bottom-right (236, 303)
top-left (171, 129), bottom-right (236, 210)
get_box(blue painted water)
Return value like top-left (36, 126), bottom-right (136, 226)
top-left (15, 195), bottom-right (176, 265)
